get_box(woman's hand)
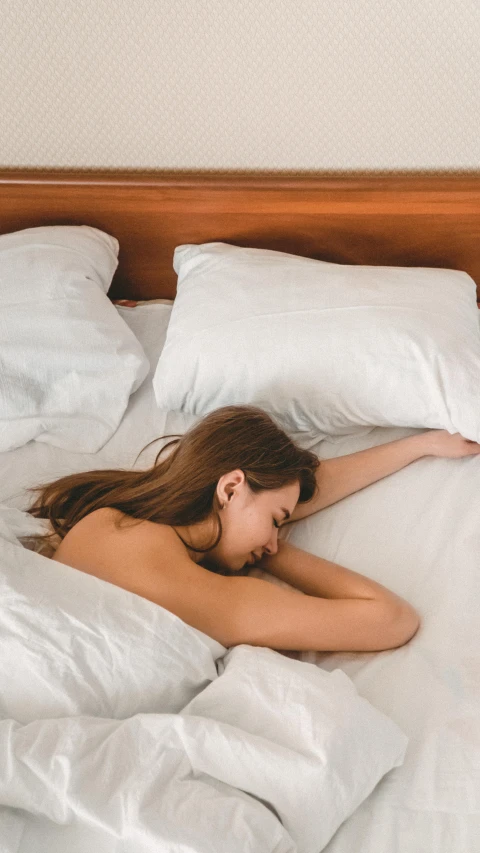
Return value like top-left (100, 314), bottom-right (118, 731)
top-left (424, 429), bottom-right (480, 459)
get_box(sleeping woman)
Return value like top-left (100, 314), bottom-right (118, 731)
top-left (26, 405), bottom-right (480, 654)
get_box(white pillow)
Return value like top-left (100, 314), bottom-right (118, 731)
top-left (153, 242), bottom-right (480, 441)
top-left (0, 225), bottom-right (149, 453)
top-left (0, 531), bottom-right (225, 724)
top-left (185, 644), bottom-right (408, 853)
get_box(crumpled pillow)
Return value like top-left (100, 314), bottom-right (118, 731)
top-left (0, 225), bottom-right (149, 452)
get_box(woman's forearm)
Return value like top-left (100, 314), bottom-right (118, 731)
top-left (290, 432), bottom-right (431, 521)
top-left (260, 540), bottom-right (409, 612)
top-left (319, 432), bottom-right (430, 504)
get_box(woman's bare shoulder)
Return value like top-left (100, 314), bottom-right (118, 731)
top-left (49, 507), bottom-right (222, 620)
top-left (52, 507), bottom-right (182, 574)
top-left (78, 506), bottom-right (134, 533)
top-left (60, 507), bottom-right (177, 541)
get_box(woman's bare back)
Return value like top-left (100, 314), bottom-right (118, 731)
top-left (52, 508), bottom-right (187, 585)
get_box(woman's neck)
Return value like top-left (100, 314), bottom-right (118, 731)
top-left (171, 518), bottom-right (215, 564)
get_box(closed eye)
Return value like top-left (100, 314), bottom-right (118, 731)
top-left (273, 519), bottom-right (280, 529)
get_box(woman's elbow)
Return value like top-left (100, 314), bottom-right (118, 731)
top-left (386, 602), bottom-right (421, 649)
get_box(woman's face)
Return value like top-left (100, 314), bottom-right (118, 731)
top-left (206, 470), bottom-right (301, 572)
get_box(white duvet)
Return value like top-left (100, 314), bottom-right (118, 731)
top-left (0, 508), bottom-right (407, 853)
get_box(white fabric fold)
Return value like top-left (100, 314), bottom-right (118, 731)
top-left (0, 505), bottom-right (407, 853)
top-left (0, 715), bottom-right (296, 853)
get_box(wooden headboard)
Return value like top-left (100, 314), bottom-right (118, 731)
top-left (1, 169), bottom-right (480, 301)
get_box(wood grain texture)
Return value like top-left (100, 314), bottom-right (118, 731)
top-left (1, 170), bottom-right (480, 300)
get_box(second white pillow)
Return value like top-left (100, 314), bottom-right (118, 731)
top-left (153, 242), bottom-right (480, 440)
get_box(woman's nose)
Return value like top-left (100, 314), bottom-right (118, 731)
top-left (263, 528), bottom-right (279, 556)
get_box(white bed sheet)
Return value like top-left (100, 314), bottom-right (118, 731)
top-left (1, 301), bottom-right (480, 852)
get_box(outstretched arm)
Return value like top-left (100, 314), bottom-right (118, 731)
top-left (289, 429), bottom-right (480, 523)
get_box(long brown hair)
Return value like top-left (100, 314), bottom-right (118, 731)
top-left (26, 405), bottom-right (320, 565)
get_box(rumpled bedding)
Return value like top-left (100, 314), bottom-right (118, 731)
top-left (0, 505), bottom-right (406, 853)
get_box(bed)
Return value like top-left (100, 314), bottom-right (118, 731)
top-left (1, 169), bottom-right (480, 853)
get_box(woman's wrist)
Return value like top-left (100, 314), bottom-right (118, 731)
top-left (410, 428), bottom-right (480, 459)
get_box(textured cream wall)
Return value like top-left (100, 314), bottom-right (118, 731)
top-left (2, 0), bottom-right (480, 172)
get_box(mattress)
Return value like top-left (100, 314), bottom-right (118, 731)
top-left (2, 301), bottom-right (480, 852)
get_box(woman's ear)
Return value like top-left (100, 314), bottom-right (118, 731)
top-left (216, 469), bottom-right (245, 505)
